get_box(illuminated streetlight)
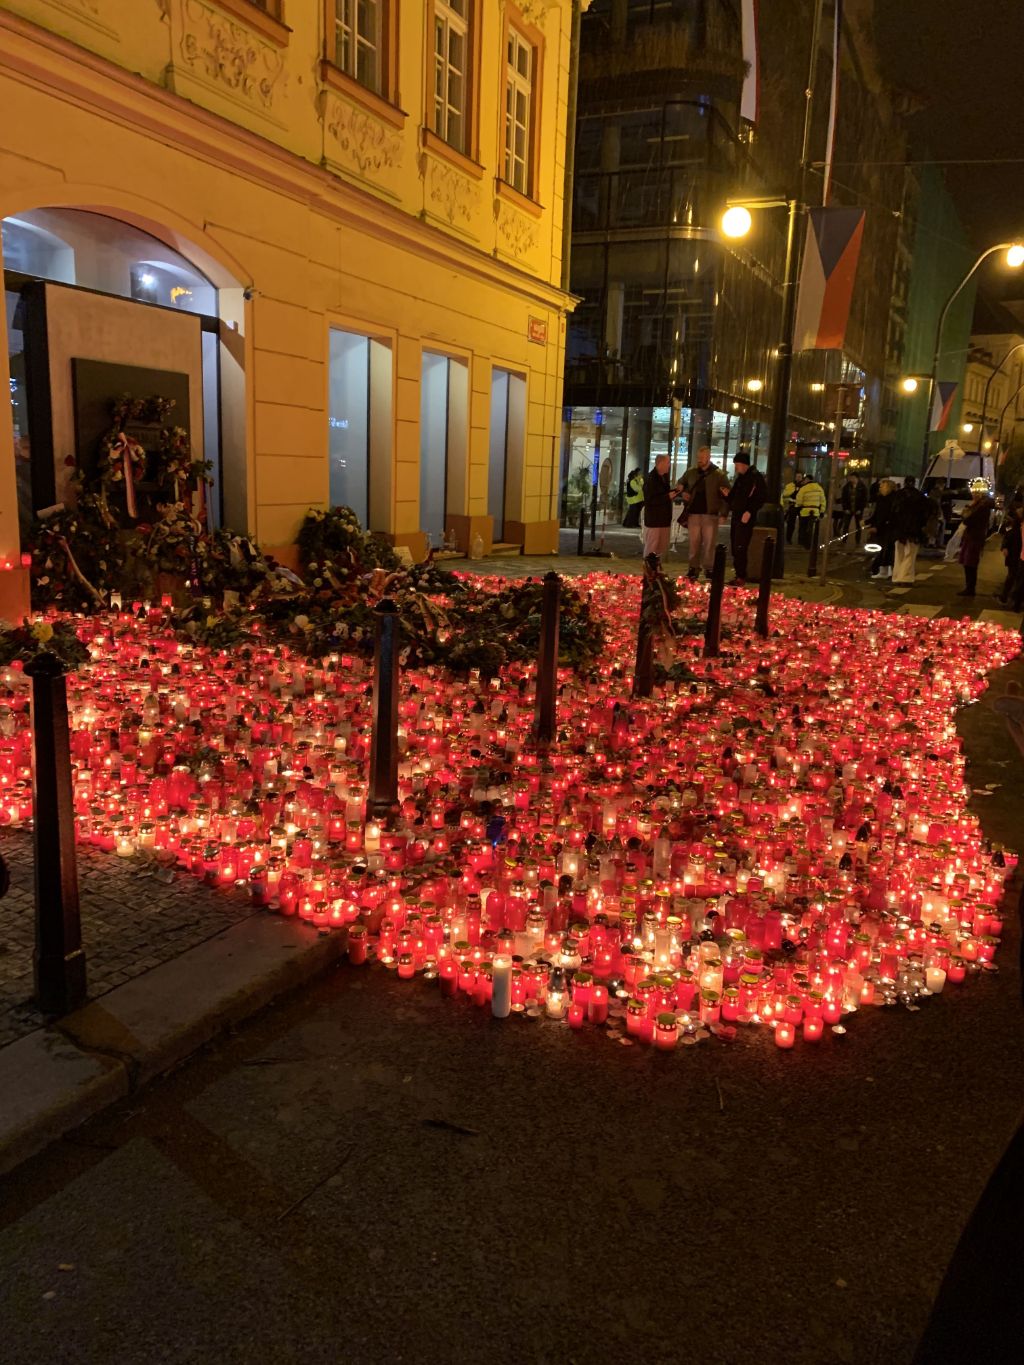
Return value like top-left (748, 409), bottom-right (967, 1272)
top-left (810, 382), bottom-right (825, 393)
top-left (918, 238), bottom-right (1024, 474)
top-left (962, 423), bottom-right (974, 434)
top-left (746, 378), bottom-right (763, 393)
top-left (901, 377), bottom-right (920, 394)
top-left (983, 439), bottom-right (993, 451)
top-left (721, 205), bottom-right (753, 239)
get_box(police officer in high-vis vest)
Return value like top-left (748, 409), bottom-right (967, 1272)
top-left (623, 466), bottom-right (645, 528)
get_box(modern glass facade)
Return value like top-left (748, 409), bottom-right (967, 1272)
top-left (562, 0), bottom-right (902, 519)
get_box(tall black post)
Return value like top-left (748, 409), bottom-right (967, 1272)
top-left (807, 518), bottom-right (821, 578)
top-left (26, 652), bottom-right (86, 1015)
top-left (533, 571), bottom-right (561, 743)
top-left (632, 557), bottom-right (656, 699)
top-left (577, 502), bottom-right (587, 556)
top-left (703, 544), bottom-right (727, 658)
top-left (761, 194), bottom-right (802, 579)
top-left (755, 536), bottom-right (775, 638)
top-left (368, 599), bottom-right (400, 817)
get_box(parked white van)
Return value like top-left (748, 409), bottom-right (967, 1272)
top-left (922, 442), bottom-right (997, 540)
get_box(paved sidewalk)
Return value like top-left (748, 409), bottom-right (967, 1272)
top-left (0, 831), bottom-right (254, 1049)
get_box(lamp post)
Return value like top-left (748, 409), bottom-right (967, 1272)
top-left (996, 377), bottom-right (1024, 455)
top-left (977, 341), bottom-right (1024, 467)
top-left (915, 242), bottom-right (1024, 477)
top-left (722, 194), bottom-right (800, 575)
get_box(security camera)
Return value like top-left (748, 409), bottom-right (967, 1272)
top-left (243, 286), bottom-right (256, 301)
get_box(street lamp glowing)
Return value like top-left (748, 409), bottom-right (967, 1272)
top-left (983, 439), bottom-right (993, 451)
top-left (1007, 244), bottom-right (1024, 268)
top-left (810, 382), bottom-right (825, 393)
top-left (901, 377), bottom-right (919, 394)
top-left (962, 423), bottom-right (974, 434)
top-left (746, 378), bottom-right (763, 392)
top-left (721, 206), bottom-right (753, 239)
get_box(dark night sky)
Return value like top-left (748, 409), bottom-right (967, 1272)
top-left (874, 0), bottom-right (1024, 283)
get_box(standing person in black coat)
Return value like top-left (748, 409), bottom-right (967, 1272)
top-left (641, 454), bottom-right (680, 562)
top-left (866, 478), bottom-right (897, 579)
top-left (839, 473), bottom-right (868, 545)
top-left (725, 449), bottom-right (766, 584)
top-left (890, 476), bottom-right (931, 585)
top-left (998, 505), bottom-right (1024, 604)
top-left (957, 488), bottom-right (994, 597)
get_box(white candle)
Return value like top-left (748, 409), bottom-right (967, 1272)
top-left (925, 967), bottom-right (947, 993)
top-left (492, 955), bottom-right (512, 1018)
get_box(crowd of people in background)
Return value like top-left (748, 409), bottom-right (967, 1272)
top-left (628, 447), bottom-right (1023, 606)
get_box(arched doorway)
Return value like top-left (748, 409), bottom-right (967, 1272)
top-left (2, 206), bottom-right (246, 539)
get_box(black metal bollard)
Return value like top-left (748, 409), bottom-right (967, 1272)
top-left (577, 502), bottom-right (587, 556)
top-left (368, 599), bottom-right (400, 817)
top-left (807, 518), bottom-right (821, 577)
top-left (632, 559), bottom-right (656, 698)
top-left (755, 536), bottom-right (775, 638)
top-left (533, 571), bottom-right (561, 743)
top-left (26, 652), bottom-right (86, 1015)
top-left (703, 544), bottom-right (727, 658)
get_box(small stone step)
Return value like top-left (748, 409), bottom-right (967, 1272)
top-left (487, 542), bottom-right (522, 556)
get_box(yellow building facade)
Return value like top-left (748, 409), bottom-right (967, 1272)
top-left (0, 0), bottom-right (577, 615)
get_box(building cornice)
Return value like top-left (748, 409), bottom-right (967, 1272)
top-left (0, 9), bottom-right (575, 315)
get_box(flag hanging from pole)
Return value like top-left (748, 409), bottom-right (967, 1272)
top-left (793, 206), bottom-right (865, 352)
top-left (823, 0), bottom-right (843, 203)
top-left (931, 381), bottom-right (958, 432)
top-left (740, 0), bottom-right (760, 124)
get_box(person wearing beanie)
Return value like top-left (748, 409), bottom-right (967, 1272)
top-left (725, 449), bottom-right (767, 584)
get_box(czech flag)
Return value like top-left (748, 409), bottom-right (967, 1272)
top-left (793, 206), bottom-right (865, 352)
top-left (931, 381), bottom-right (958, 432)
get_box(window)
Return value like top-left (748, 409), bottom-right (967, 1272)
top-left (215, 0), bottom-right (289, 44)
top-left (432, 0), bottom-right (470, 154)
top-left (504, 28), bottom-right (534, 195)
top-left (332, 0), bottom-right (384, 94)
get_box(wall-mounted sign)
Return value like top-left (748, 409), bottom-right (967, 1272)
top-left (528, 316), bottom-right (547, 345)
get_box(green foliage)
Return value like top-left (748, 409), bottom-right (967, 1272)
top-left (26, 492), bottom-right (607, 682)
top-left (0, 619), bottom-right (89, 670)
top-left (297, 506), bottom-right (399, 581)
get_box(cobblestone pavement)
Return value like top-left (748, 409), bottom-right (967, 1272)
top-left (0, 830), bottom-right (256, 1048)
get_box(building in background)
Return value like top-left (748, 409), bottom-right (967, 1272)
top-left (561, 0), bottom-right (913, 523)
top-left (891, 165), bottom-right (978, 478)
top-left (0, 0), bottom-right (577, 589)
top-left (960, 295), bottom-right (1024, 463)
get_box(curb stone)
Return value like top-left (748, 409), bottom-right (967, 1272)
top-left (0, 915), bottom-right (347, 1176)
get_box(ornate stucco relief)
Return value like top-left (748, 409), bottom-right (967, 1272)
top-left (495, 201), bottom-right (539, 259)
top-left (424, 157), bottom-right (478, 227)
top-left (323, 95), bottom-right (403, 177)
top-left (175, 0), bottom-right (286, 112)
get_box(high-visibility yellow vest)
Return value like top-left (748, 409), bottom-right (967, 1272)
top-left (625, 475), bottom-right (644, 506)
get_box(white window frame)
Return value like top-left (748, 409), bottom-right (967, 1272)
top-left (504, 27), bottom-right (534, 195)
top-left (433, 0), bottom-right (470, 154)
top-left (333, 0), bottom-right (384, 95)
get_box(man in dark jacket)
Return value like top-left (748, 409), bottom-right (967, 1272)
top-left (642, 454), bottom-right (679, 562)
top-left (890, 475), bottom-right (931, 585)
top-left (725, 449), bottom-right (767, 583)
top-left (839, 473), bottom-right (868, 545)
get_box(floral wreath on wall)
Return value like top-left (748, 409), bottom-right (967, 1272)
top-left (95, 394), bottom-right (209, 521)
